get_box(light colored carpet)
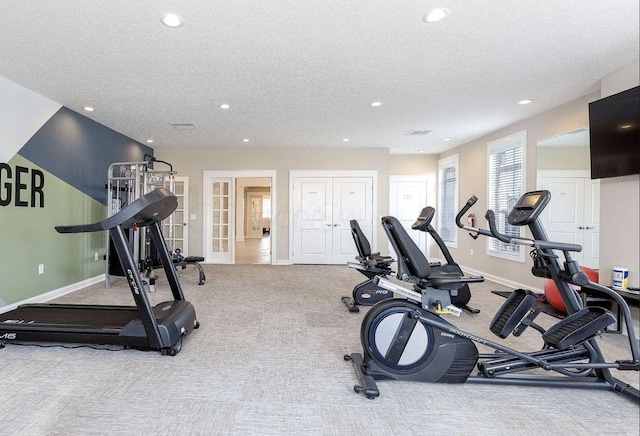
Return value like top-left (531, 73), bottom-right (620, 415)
top-left (0, 264), bottom-right (638, 435)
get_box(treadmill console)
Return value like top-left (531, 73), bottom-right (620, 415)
top-left (507, 190), bottom-right (551, 226)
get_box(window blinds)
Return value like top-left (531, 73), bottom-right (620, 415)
top-left (488, 143), bottom-right (523, 257)
top-left (438, 159), bottom-right (458, 245)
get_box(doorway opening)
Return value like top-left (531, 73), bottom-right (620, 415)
top-left (202, 170), bottom-right (276, 264)
top-left (236, 178), bottom-right (271, 264)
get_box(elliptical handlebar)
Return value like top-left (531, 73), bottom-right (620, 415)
top-left (485, 210), bottom-right (511, 243)
top-left (455, 196), bottom-right (493, 239)
top-left (456, 195), bottom-right (583, 253)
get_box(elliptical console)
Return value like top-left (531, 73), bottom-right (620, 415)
top-left (507, 190), bottom-right (551, 226)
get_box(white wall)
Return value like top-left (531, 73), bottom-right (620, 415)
top-left (598, 61), bottom-right (640, 289)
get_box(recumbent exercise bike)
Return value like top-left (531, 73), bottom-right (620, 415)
top-left (342, 207), bottom-right (478, 314)
top-left (345, 190), bottom-right (639, 402)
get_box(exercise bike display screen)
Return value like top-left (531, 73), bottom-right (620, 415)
top-left (508, 190), bottom-right (551, 225)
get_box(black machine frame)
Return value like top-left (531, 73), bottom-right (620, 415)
top-left (346, 190), bottom-right (639, 402)
top-left (0, 188), bottom-right (198, 355)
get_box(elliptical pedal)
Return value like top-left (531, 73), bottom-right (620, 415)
top-left (489, 289), bottom-right (537, 338)
top-left (542, 307), bottom-right (616, 350)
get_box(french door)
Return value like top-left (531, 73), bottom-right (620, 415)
top-left (204, 176), bottom-right (234, 263)
top-left (291, 173), bottom-right (375, 265)
top-left (163, 176), bottom-right (189, 255)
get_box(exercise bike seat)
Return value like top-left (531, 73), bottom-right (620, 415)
top-left (382, 215), bottom-right (481, 288)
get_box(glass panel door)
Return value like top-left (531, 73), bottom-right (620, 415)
top-left (205, 177), bottom-right (234, 263)
top-left (162, 176), bottom-right (189, 255)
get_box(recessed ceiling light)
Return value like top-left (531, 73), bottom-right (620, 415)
top-left (220, 104), bottom-right (230, 109)
top-left (371, 101), bottom-right (382, 107)
top-left (442, 137), bottom-right (452, 141)
top-left (146, 139), bottom-right (154, 143)
top-left (517, 99), bottom-right (534, 105)
top-left (161, 13), bottom-right (184, 28)
top-left (418, 149), bottom-right (427, 153)
top-left (620, 124), bottom-right (632, 129)
top-left (423, 8), bottom-right (450, 23)
top-left (83, 106), bottom-right (94, 112)
top-left (342, 138), bottom-right (350, 142)
top-left (242, 138), bottom-right (250, 142)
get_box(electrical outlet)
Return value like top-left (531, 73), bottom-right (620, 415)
top-left (470, 249), bottom-right (474, 256)
top-left (95, 252), bottom-right (99, 261)
top-left (190, 213), bottom-right (196, 220)
top-left (38, 264), bottom-right (44, 275)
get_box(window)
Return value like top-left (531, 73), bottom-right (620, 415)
top-left (487, 131), bottom-right (526, 262)
top-left (262, 197), bottom-right (271, 218)
top-left (437, 154), bottom-right (459, 247)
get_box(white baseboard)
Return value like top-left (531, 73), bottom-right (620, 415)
top-left (0, 274), bottom-right (105, 314)
top-left (272, 260), bottom-right (292, 265)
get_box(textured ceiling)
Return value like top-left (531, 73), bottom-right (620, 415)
top-left (1, 1), bottom-right (638, 154)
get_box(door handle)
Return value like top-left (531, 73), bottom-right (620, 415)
top-left (585, 226), bottom-right (593, 230)
top-left (333, 224), bottom-right (340, 227)
top-left (325, 223), bottom-right (332, 227)
top-left (578, 226), bottom-right (584, 230)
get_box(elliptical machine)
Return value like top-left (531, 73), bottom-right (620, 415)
top-left (345, 190), bottom-right (639, 402)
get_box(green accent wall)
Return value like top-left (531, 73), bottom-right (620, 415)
top-left (0, 155), bottom-right (106, 305)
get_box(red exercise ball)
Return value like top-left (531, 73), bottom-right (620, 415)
top-left (544, 267), bottom-right (599, 313)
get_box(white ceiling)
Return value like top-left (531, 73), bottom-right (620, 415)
top-left (1, 1), bottom-right (638, 154)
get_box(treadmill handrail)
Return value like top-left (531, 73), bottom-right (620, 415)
top-left (55, 188), bottom-right (177, 233)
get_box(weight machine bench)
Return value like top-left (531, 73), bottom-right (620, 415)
top-left (172, 249), bottom-right (206, 286)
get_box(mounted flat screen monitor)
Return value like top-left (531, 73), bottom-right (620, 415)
top-left (588, 86), bottom-right (640, 180)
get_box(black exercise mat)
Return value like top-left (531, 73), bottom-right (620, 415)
top-left (491, 290), bottom-right (566, 319)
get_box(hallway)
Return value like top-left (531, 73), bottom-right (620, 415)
top-left (235, 234), bottom-right (271, 264)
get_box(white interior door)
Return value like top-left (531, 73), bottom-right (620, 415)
top-left (333, 177), bottom-right (373, 264)
top-left (204, 177), bottom-right (234, 263)
top-left (292, 175), bottom-right (373, 264)
top-left (582, 178), bottom-right (601, 268)
top-left (389, 178), bottom-right (428, 259)
top-left (293, 178), bottom-right (333, 264)
top-left (165, 176), bottom-right (189, 254)
top-left (538, 171), bottom-right (600, 269)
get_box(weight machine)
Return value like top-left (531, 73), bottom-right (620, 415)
top-left (105, 156), bottom-right (177, 290)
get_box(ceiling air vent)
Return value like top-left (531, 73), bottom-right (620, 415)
top-left (405, 130), bottom-right (431, 136)
top-left (170, 122), bottom-right (198, 130)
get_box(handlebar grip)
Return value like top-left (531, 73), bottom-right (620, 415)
top-left (456, 196), bottom-right (478, 228)
top-left (485, 210), bottom-right (511, 243)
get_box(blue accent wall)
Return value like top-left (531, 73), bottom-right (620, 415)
top-left (18, 107), bottom-right (153, 205)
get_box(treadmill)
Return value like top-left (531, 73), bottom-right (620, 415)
top-left (0, 188), bottom-right (198, 355)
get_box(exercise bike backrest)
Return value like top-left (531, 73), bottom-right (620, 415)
top-left (381, 215), bottom-right (432, 283)
top-left (350, 220), bottom-right (373, 260)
